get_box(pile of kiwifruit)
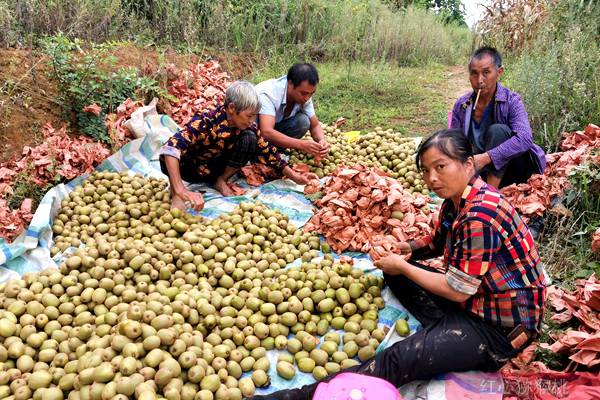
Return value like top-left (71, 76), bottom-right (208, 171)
top-left (0, 171), bottom-right (389, 400)
top-left (290, 125), bottom-right (428, 195)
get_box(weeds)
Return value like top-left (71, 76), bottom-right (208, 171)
top-left (540, 154), bottom-right (600, 282)
top-left (40, 35), bottom-right (166, 143)
top-left (6, 168), bottom-right (56, 211)
top-left (535, 154), bottom-right (600, 369)
top-left (480, 0), bottom-right (600, 151)
top-left (0, 1), bottom-right (471, 66)
top-left (567, 155), bottom-right (600, 227)
top-left (535, 315), bottom-right (572, 370)
top-left (250, 61), bottom-right (450, 132)
top-left (540, 214), bottom-right (591, 283)
top-left (475, 0), bottom-right (549, 52)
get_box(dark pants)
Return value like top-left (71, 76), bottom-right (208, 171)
top-left (160, 130), bottom-right (258, 183)
top-left (275, 112), bottom-right (311, 139)
top-left (475, 124), bottom-right (540, 188)
top-left (250, 263), bottom-right (520, 400)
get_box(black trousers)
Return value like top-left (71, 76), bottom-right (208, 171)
top-left (475, 123), bottom-right (540, 188)
top-left (249, 263), bottom-right (521, 400)
top-left (160, 130), bottom-right (258, 183)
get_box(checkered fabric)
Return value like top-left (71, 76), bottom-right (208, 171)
top-left (410, 176), bottom-right (546, 332)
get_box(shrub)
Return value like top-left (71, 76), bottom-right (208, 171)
top-left (480, 0), bottom-right (600, 151)
top-left (1, 1), bottom-right (471, 66)
top-left (40, 35), bottom-right (164, 143)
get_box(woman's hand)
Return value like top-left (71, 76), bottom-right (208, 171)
top-left (396, 242), bottom-right (412, 257)
top-left (289, 171), bottom-right (319, 185)
top-left (173, 189), bottom-right (205, 211)
top-left (374, 254), bottom-right (409, 276)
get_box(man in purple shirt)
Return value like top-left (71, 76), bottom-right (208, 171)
top-left (451, 47), bottom-right (546, 188)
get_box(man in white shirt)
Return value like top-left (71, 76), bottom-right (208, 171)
top-left (255, 63), bottom-right (330, 159)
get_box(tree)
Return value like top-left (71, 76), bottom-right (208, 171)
top-left (384, 0), bottom-right (466, 26)
top-left (429, 0), bottom-right (467, 25)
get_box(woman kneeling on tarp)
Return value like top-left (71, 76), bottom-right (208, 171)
top-left (159, 80), bottom-right (317, 211)
top-left (249, 129), bottom-right (547, 400)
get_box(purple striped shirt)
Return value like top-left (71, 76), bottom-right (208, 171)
top-left (451, 83), bottom-right (546, 173)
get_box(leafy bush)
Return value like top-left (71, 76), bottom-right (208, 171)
top-left (41, 35), bottom-right (164, 143)
top-left (541, 153), bottom-right (600, 279)
top-left (566, 153), bottom-right (600, 230)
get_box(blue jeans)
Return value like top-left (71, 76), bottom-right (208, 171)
top-left (274, 112), bottom-right (311, 139)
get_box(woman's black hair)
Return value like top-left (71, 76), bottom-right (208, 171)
top-left (415, 129), bottom-right (473, 170)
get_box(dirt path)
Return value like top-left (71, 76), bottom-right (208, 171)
top-left (444, 64), bottom-right (472, 111)
top-left (386, 64), bottom-right (473, 136)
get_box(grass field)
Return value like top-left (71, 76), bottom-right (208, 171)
top-left (250, 61), bottom-right (462, 135)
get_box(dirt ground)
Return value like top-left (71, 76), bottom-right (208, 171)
top-left (0, 45), bottom-right (469, 163)
top-left (445, 64), bottom-right (472, 108)
top-left (0, 45), bottom-right (206, 163)
top-left (0, 49), bottom-right (65, 163)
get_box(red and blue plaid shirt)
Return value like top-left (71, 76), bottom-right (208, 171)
top-left (409, 176), bottom-right (546, 332)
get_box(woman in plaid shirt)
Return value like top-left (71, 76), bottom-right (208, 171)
top-left (252, 129), bottom-right (546, 400)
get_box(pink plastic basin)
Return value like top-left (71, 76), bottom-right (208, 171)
top-left (313, 372), bottom-right (402, 400)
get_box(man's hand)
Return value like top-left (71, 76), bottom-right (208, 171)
top-left (474, 153), bottom-right (492, 170)
top-left (317, 139), bottom-right (330, 158)
top-left (301, 140), bottom-right (324, 158)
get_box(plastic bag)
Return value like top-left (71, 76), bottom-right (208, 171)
top-left (123, 98), bottom-right (159, 138)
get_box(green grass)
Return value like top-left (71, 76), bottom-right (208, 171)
top-left (6, 169), bottom-right (54, 211)
top-left (0, 1), bottom-right (471, 67)
top-left (250, 61), bottom-right (450, 135)
top-left (499, 0), bottom-right (600, 151)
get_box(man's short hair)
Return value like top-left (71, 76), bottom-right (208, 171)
top-left (469, 47), bottom-right (502, 69)
top-left (224, 80), bottom-right (260, 113)
top-left (287, 63), bottom-right (319, 87)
